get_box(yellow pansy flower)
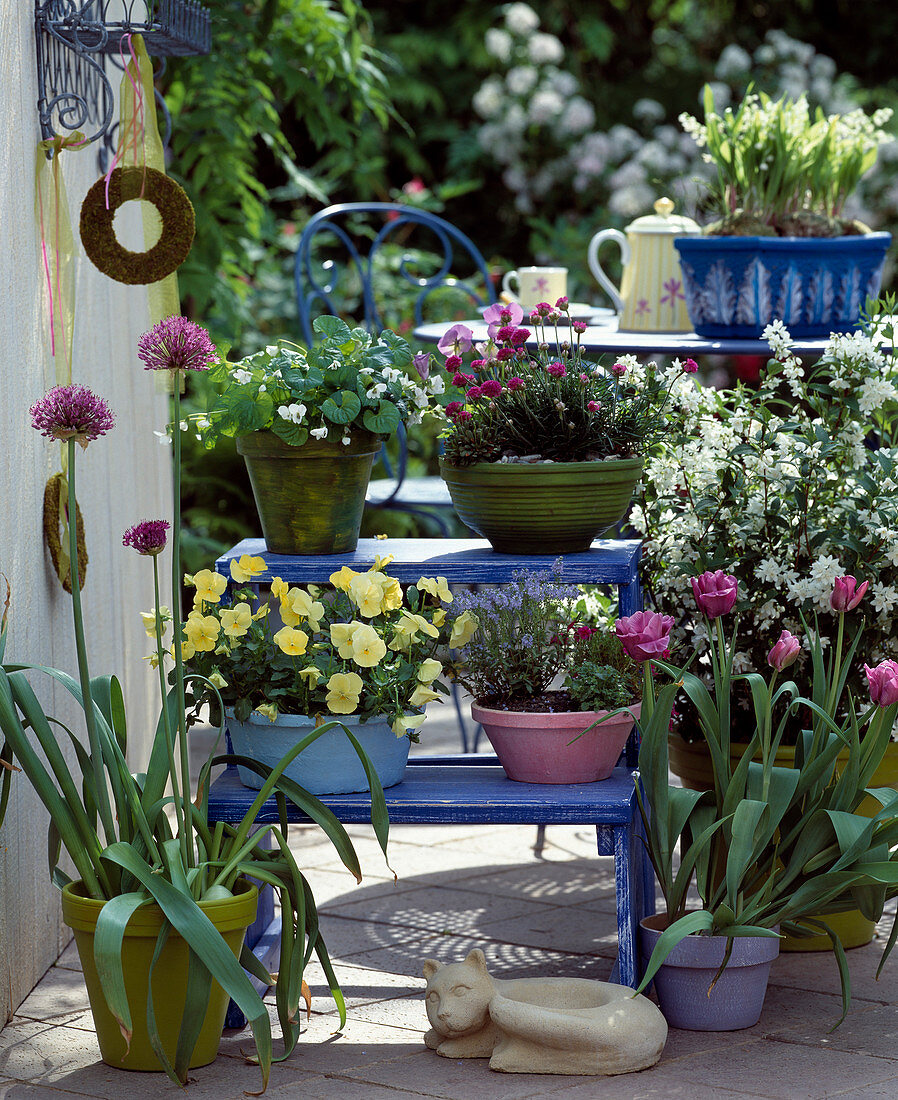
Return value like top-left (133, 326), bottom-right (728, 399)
top-left (140, 606), bottom-right (171, 638)
top-left (184, 614), bottom-right (221, 652)
top-left (410, 613), bottom-right (439, 639)
top-left (391, 712), bottom-right (426, 737)
top-left (417, 576), bottom-right (453, 603)
top-left (350, 624), bottom-right (387, 667)
top-left (209, 671), bottom-right (228, 689)
top-left (417, 658), bottom-right (443, 683)
top-left (255, 702), bottom-right (279, 722)
top-left (220, 603), bottom-right (252, 638)
top-left (330, 622), bottom-right (358, 659)
top-left (388, 629), bottom-right (411, 653)
top-left (369, 553), bottom-right (394, 572)
top-left (191, 569), bottom-right (228, 606)
top-left (273, 626), bottom-right (309, 655)
top-left (433, 608), bottom-right (447, 627)
top-left (349, 573), bottom-right (384, 617)
top-left (229, 554), bottom-right (267, 583)
top-left (326, 671), bottom-right (363, 714)
top-left (252, 603), bottom-right (270, 620)
top-left (449, 611), bottom-right (479, 648)
top-left (372, 572), bottom-right (403, 611)
top-left (281, 587), bottom-right (324, 627)
top-left (297, 666), bottom-right (322, 686)
top-left (270, 577), bottom-right (289, 600)
top-left (172, 639), bottom-right (195, 661)
top-left (409, 685), bottom-right (442, 707)
top-left (329, 565), bottom-right (357, 592)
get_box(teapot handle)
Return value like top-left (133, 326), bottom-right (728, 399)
top-left (587, 229), bottom-right (629, 313)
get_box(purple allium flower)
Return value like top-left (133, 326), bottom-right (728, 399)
top-left (480, 379), bottom-right (504, 398)
top-left (122, 519), bottom-right (170, 556)
top-left (138, 317), bottom-right (217, 373)
top-left (547, 361), bottom-right (566, 378)
top-left (30, 384), bottom-right (115, 449)
top-left (507, 376), bottom-right (526, 391)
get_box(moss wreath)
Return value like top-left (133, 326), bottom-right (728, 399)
top-left (43, 473), bottom-right (88, 593)
top-left (79, 166), bottom-right (195, 285)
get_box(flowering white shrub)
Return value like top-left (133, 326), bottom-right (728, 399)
top-left (631, 309), bottom-right (898, 671)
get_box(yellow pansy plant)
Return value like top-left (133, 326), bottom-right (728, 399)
top-left (273, 626), bottom-right (309, 656)
top-left (350, 624), bottom-right (387, 668)
top-left (140, 606), bottom-right (171, 638)
top-left (184, 613), bottom-right (221, 652)
top-left (409, 685), bottom-right (441, 707)
top-left (229, 554), bottom-right (267, 583)
top-left (255, 702), bottom-right (279, 722)
top-left (391, 712), bottom-right (426, 737)
top-left (417, 658), bottom-right (443, 683)
top-left (450, 611), bottom-right (479, 648)
top-left (270, 577), bottom-right (290, 601)
top-left (189, 568), bottom-right (228, 605)
top-left (297, 666), bottom-right (322, 687)
top-left (417, 576), bottom-right (453, 603)
top-left (348, 573), bottom-right (384, 617)
top-left (220, 603), bottom-right (252, 638)
top-left (329, 565), bottom-right (357, 592)
top-left (326, 671), bottom-right (363, 714)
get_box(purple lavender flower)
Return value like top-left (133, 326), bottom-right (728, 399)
top-left (122, 519), bottom-right (170, 556)
top-left (137, 317), bottom-right (218, 373)
top-left (30, 384), bottom-right (114, 448)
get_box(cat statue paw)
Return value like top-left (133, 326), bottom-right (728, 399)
top-left (422, 948), bottom-right (667, 1075)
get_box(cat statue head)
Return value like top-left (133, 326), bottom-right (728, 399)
top-left (422, 948), bottom-right (495, 1039)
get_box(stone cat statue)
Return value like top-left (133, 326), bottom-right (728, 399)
top-left (422, 948), bottom-right (667, 1075)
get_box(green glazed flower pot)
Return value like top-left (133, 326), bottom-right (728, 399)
top-left (237, 430), bottom-right (381, 555)
top-left (439, 457), bottom-right (643, 554)
top-left (61, 878), bottom-right (258, 1071)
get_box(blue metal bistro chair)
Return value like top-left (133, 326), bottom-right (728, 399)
top-left (295, 202), bottom-right (498, 535)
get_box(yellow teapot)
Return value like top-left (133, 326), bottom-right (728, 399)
top-left (588, 198), bottom-right (700, 333)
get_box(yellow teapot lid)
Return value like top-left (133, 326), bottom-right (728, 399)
top-left (626, 198), bottom-right (700, 235)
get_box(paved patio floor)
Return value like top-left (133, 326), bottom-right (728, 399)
top-left (3, 709), bottom-right (898, 1099)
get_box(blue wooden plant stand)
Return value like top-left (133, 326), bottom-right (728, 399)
top-left (208, 538), bottom-right (651, 1022)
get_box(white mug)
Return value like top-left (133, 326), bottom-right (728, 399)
top-left (501, 267), bottom-right (568, 312)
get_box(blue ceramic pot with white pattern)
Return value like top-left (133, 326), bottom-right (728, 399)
top-left (675, 233), bottom-right (891, 338)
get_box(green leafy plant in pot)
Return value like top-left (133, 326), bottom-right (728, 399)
top-left (175, 555), bottom-right (480, 794)
top-left (451, 562), bottom-right (641, 783)
top-left (199, 315), bottom-right (449, 554)
top-left (624, 570), bottom-right (898, 1031)
top-left (675, 87), bottom-right (893, 337)
top-left (0, 320), bottom-right (390, 1090)
top-left (432, 304), bottom-right (689, 553)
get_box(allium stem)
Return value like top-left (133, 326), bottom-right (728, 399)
top-left (169, 386), bottom-right (194, 867)
top-left (66, 440), bottom-right (116, 894)
top-left (152, 553), bottom-right (188, 864)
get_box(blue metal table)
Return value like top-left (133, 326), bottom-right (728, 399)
top-left (208, 536), bottom-right (649, 1019)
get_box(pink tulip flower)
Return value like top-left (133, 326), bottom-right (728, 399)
top-left (767, 629), bottom-right (801, 671)
top-left (690, 570), bottom-right (738, 619)
top-left (864, 659), bottom-right (898, 707)
top-left (830, 575), bottom-right (869, 613)
top-left (615, 611), bottom-right (675, 662)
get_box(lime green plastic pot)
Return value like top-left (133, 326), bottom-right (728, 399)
top-left (237, 429), bottom-right (381, 555)
top-left (439, 457), bottom-right (643, 554)
top-left (61, 879), bottom-right (258, 1071)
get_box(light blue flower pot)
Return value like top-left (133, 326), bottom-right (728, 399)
top-left (226, 711), bottom-right (411, 795)
top-left (675, 233), bottom-right (891, 338)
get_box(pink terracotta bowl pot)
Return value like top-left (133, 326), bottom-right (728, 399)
top-left (471, 701), bottom-right (641, 784)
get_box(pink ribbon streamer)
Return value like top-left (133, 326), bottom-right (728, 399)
top-left (103, 33), bottom-right (147, 209)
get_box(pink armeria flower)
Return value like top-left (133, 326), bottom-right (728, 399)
top-left (691, 570), bottom-right (738, 619)
top-left (452, 372), bottom-right (475, 387)
top-left (484, 301), bottom-right (523, 339)
top-left (831, 575), bottom-right (869, 613)
top-left (587, 400), bottom-right (602, 412)
top-left (555, 296), bottom-right (569, 310)
top-left (611, 362), bottom-right (627, 377)
top-left (445, 401), bottom-right (465, 420)
top-left (547, 361), bottom-right (566, 378)
top-left (480, 379), bottom-right (504, 398)
top-left (496, 347), bottom-right (515, 362)
top-left (466, 385), bottom-right (483, 400)
top-left (579, 372), bottom-right (588, 383)
top-left (445, 354), bottom-right (463, 370)
top-left (865, 659), bottom-right (898, 707)
top-left (683, 358), bottom-right (699, 374)
top-left (507, 376), bottom-right (526, 391)
top-left (767, 629), bottom-right (801, 671)
top-left (469, 359), bottom-right (488, 372)
top-left (30, 384), bottom-right (114, 449)
top-left (122, 519), bottom-right (170, 556)
top-left (615, 611), bottom-right (675, 662)
top-left (138, 317), bottom-right (217, 373)
top-left (573, 320), bottom-right (588, 333)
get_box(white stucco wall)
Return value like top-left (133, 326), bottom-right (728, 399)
top-left (0, 1), bottom-right (172, 1021)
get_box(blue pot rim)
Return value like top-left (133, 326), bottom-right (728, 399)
top-left (675, 232), bottom-right (891, 254)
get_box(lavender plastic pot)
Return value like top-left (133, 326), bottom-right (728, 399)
top-left (640, 915), bottom-right (780, 1031)
top-left (471, 701), bottom-right (639, 784)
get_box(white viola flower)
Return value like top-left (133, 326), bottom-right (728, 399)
top-left (383, 367), bottom-right (403, 384)
top-left (504, 2), bottom-right (539, 34)
top-left (310, 426), bottom-right (329, 440)
top-left (428, 375), bottom-right (445, 395)
top-left (342, 434), bottom-right (351, 446)
top-left (528, 32), bottom-right (563, 64)
top-left (368, 382), bottom-right (388, 398)
top-left (359, 366), bottom-right (375, 376)
top-left (277, 402), bottom-right (307, 424)
top-left (328, 359), bottom-right (340, 371)
top-left (258, 384), bottom-right (267, 393)
top-left (412, 386), bottom-right (430, 409)
top-left (231, 368), bottom-right (253, 384)
top-left (264, 346), bottom-right (279, 356)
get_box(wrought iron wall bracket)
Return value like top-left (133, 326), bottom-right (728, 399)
top-left (35, 0), bottom-right (211, 152)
